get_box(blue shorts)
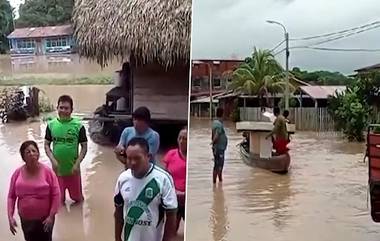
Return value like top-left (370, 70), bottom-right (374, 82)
top-left (213, 148), bottom-right (225, 171)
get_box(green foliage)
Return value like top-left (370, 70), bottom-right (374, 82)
top-left (291, 67), bottom-right (354, 85)
top-left (0, 0), bottom-right (14, 53)
top-left (327, 74), bottom-right (380, 141)
top-left (374, 126), bottom-right (380, 134)
top-left (230, 48), bottom-right (295, 107)
top-left (16, 0), bottom-right (74, 27)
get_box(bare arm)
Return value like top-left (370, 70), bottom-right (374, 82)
top-left (44, 140), bottom-right (58, 168)
top-left (114, 145), bottom-right (127, 165)
top-left (162, 210), bottom-right (177, 241)
top-left (75, 142), bottom-right (88, 166)
top-left (114, 206), bottom-right (123, 241)
top-left (44, 125), bottom-right (58, 168)
top-left (212, 131), bottom-right (219, 145)
top-left (115, 128), bottom-right (128, 165)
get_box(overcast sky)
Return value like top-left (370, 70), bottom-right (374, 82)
top-left (9, 0), bottom-right (22, 18)
top-left (191, 0), bottom-right (380, 74)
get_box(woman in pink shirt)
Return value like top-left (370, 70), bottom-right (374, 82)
top-left (162, 127), bottom-right (187, 232)
top-left (7, 140), bottom-right (60, 241)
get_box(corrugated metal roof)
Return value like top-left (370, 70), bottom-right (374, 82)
top-left (355, 63), bottom-right (380, 72)
top-left (299, 85), bottom-right (346, 99)
top-left (190, 97), bottom-right (218, 104)
top-left (7, 25), bottom-right (73, 39)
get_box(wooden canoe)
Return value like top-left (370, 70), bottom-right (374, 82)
top-left (238, 143), bottom-right (290, 174)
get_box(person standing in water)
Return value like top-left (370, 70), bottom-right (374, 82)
top-left (114, 137), bottom-right (178, 241)
top-left (211, 107), bottom-right (228, 184)
top-left (266, 106), bottom-right (289, 155)
top-left (8, 140), bottom-right (60, 241)
top-left (114, 106), bottom-right (160, 167)
top-left (162, 126), bottom-right (187, 233)
top-left (44, 95), bottom-right (88, 204)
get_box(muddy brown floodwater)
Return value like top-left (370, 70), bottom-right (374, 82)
top-left (0, 121), bottom-right (184, 241)
top-left (186, 119), bottom-right (380, 241)
top-left (0, 54), bottom-right (119, 76)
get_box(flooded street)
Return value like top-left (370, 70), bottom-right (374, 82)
top-left (0, 54), bottom-right (119, 76)
top-left (37, 85), bottom-right (112, 114)
top-left (0, 109), bottom-right (184, 240)
top-left (187, 119), bottom-right (380, 241)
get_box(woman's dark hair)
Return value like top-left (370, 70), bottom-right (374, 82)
top-left (19, 140), bottom-right (39, 160)
top-left (57, 95), bottom-right (73, 109)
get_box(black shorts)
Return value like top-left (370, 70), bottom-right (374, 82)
top-left (213, 149), bottom-right (225, 171)
top-left (20, 217), bottom-right (54, 241)
top-left (177, 205), bottom-right (185, 220)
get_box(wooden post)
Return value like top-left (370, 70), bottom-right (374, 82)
top-left (28, 87), bottom-right (40, 117)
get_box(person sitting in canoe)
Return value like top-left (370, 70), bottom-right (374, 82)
top-left (266, 106), bottom-right (289, 155)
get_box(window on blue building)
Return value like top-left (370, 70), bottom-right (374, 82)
top-left (16, 39), bottom-right (35, 49)
top-left (46, 37), bottom-right (69, 48)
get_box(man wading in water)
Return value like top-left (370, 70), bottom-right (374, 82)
top-left (45, 95), bottom-right (87, 204)
top-left (114, 137), bottom-right (177, 241)
top-left (211, 108), bottom-right (228, 184)
top-left (266, 106), bottom-right (289, 155)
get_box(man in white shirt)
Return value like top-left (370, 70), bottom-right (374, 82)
top-left (114, 137), bottom-right (178, 241)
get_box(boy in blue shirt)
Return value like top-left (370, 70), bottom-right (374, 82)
top-left (114, 106), bottom-right (160, 167)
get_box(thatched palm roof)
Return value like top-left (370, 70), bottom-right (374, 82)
top-left (72, 0), bottom-right (191, 68)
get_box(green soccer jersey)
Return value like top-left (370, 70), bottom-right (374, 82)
top-left (45, 117), bottom-right (87, 176)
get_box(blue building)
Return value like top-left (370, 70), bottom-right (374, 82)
top-left (7, 25), bottom-right (76, 56)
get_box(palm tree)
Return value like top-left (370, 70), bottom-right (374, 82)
top-left (229, 48), bottom-right (295, 108)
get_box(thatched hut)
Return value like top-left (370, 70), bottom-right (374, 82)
top-left (72, 0), bottom-right (191, 145)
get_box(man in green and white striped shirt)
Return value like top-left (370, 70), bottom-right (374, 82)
top-left (114, 137), bottom-right (178, 241)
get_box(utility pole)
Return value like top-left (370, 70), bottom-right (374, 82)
top-left (285, 32), bottom-right (290, 110)
top-left (267, 20), bottom-right (290, 109)
top-left (208, 63), bottom-right (213, 119)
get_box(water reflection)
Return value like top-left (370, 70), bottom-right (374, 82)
top-left (210, 184), bottom-right (229, 241)
top-left (54, 204), bottom-right (86, 241)
top-left (0, 54), bottom-right (119, 76)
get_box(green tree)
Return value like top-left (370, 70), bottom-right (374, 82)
top-left (230, 48), bottom-right (294, 107)
top-left (16, 0), bottom-right (74, 27)
top-left (291, 67), bottom-right (354, 85)
top-left (0, 0), bottom-right (14, 53)
top-left (327, 73), bottom-right (380, 141)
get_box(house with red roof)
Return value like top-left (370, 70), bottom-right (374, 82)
top-left (7, 25), bottom-right (75, 56)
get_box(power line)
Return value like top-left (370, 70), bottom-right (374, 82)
top-left (308, 24), bottom-right (380, 46)
top-left (273, 48), bottom-right (286, 56)
top-left (290, 20), bottom-right (380, 41)
top-left (291, 46), bottom-right (380, 52)
top-left (270, 39), bottom-right (286, 52)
